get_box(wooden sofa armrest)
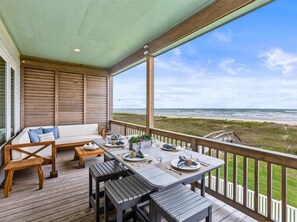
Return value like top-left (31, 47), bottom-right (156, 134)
top-left (4, 141), bottom-right (58, 178)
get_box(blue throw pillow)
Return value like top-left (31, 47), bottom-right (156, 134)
top-left (42, 127), bottom-right (59, 139)
top-left (28, 128), bottom-right (43, 143)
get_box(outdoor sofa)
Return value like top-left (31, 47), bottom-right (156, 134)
top-left (4, 123), bottom-right (103, 177)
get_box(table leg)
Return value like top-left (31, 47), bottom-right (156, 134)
top-left (78, 157), bottom-right (85, 168)
top-left (201, 174), bottom-right (205, 197)
top-left (73, 152), bottom-right (79, 161)
top-left (191, 183), bottom-right (196, 191)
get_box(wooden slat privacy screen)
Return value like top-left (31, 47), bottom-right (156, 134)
top-left (21, 58), bottom-right (109, 129)
top-left (24, 68), bottom-right (55, 126)
top-left (58, 72), bottom-right (84, 125)
top-left (86, 75), bottom-right (107, 126)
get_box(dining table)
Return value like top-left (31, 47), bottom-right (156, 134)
top-left (93, 137), bottom-right (224, 196)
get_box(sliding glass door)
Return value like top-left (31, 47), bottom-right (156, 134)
top-left (11, 68), bottom-right (15, 136)
top-left (0, 56), bottom-right (6, 145)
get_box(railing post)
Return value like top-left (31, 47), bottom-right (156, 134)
top-left (146, 54), bottom-right (154, 135)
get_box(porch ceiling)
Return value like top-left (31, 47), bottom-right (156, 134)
top-left (0, 0), bottom-right (215, 68)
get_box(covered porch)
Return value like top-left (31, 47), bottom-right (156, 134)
top-left (0, 0), bottom-right (296, 222)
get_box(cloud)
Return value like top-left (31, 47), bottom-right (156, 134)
top-left (155, 57), bottom-right (206, 78)
top-left (218, 58), bottom-right (248, 75)
top-left (212, 30), bottom-right (232, 42)
top-left (172, 47), bottom-right (181, 56)
top-left (259, 48), bottom-right (297, 75)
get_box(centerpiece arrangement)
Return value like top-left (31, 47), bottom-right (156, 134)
top-left (128, 134), bottom-right (151, 150)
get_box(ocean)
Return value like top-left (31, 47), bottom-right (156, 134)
top-left (113, 108), bottom-right (297, 124)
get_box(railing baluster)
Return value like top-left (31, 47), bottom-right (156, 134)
top-left (124, 124), bottom-right (127, 135)
top-left (191, 138), bottom-right (197, 152)
top-left (282, 166), bottom-right (287, 222)
top-left (216, 150), bottom-right (220, 193)
top-left (208, 148), bottom-right (212, 189)
top-left (267, 162), bottom-right (272, 219)
top-left (254, 159), bottom-right (259, 212)
top-left (233, 154), bottom-right (238, 202)
top-left (243, 157), bottom-right (248, 207)
top-left (224, 151), bottom-right (228, 197)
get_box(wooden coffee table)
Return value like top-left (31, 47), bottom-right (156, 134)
top-left (74, 146), bottom-right (104, 168)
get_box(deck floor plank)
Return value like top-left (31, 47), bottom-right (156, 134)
top-left (0, 149), bottom-right (254, 222)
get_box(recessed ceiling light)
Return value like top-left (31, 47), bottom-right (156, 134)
top-left (74, 48), bottom-right (81, 52)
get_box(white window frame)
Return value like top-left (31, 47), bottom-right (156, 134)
top-left (0, 20), bottom-right (20, 143)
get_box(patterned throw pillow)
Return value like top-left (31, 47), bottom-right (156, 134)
top-left (38, 132), bottom-right (55, 142)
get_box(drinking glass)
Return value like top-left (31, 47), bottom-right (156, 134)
top-left (152, 137), bottom-right (161, 149)
top-left (154, 151), bottom-right (163, 163)
top-left (184, 144), bottom-right (192, 159)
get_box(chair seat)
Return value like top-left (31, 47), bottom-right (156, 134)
top-left (5, 157), bottom-right (43, 171)
top-left (105, 175), bottom-right (153, 205)
top-left (150, 185), bottom-right (212, 222)
top-left (90, 160), bottom-right (125, 180)
top-left (104, 175), bottom-right (154, 221)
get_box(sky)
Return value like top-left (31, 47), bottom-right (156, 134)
top-left (113, 0), bottom-right (297, 109)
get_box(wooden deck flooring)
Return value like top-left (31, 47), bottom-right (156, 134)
top-left (0, 149), bottom-right (257, 222)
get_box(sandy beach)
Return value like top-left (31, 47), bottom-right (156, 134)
top-left (157, 115), bottom-right (297, 126)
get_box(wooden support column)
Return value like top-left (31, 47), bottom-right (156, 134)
top-left (107, 75), bottom-right (113, 130)
top-left (146, 55), bottom-right (154, 135)
top-left (83, 74), bottom-right (87, 124)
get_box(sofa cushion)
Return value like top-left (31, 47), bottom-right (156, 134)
top-left (55, 135), bottom-right (102, 145)
top-left (28, 128), bottom-right (43, 143)
top-left (58, 124), bottom-right (98, 138)
top-left (38, 132), bottom-right (55, 142)
top-left (43, 127), bottom-right (59, 139)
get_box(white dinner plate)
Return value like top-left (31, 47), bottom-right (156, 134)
top-left (171, 159), bottom-right (201, 171)
top-left (123, 153), bottom-right (148, 162)
top-left (104, 143), bottom-right (124, 148)
top-left (161, 147), bottom-right (178, 152)
top-left (111, 137), bottom-right (125, 141)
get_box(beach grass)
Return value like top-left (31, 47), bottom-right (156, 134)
top-left (113, 113), bottom-right (297, 207)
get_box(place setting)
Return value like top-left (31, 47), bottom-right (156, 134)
top-left (104, 134), bottom-right (126, 148)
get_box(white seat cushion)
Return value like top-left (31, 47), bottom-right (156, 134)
top-left (58, 124), bottom-right (98, 138)
top-left (55, 135), bottom-right (102, 145)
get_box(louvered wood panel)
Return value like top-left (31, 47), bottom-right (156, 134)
top-left (86, 75), bottom-right (107, 127)
top-left (58, 72), bottom-right (84, 125)
top-left (24, 68), bottom-right (55, 127)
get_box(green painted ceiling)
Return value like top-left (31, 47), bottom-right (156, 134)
top-left (0, 0), bottom-right (215, 68)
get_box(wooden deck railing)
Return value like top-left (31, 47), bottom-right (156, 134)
top-left (110, 120), bottom-right (297, 222)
